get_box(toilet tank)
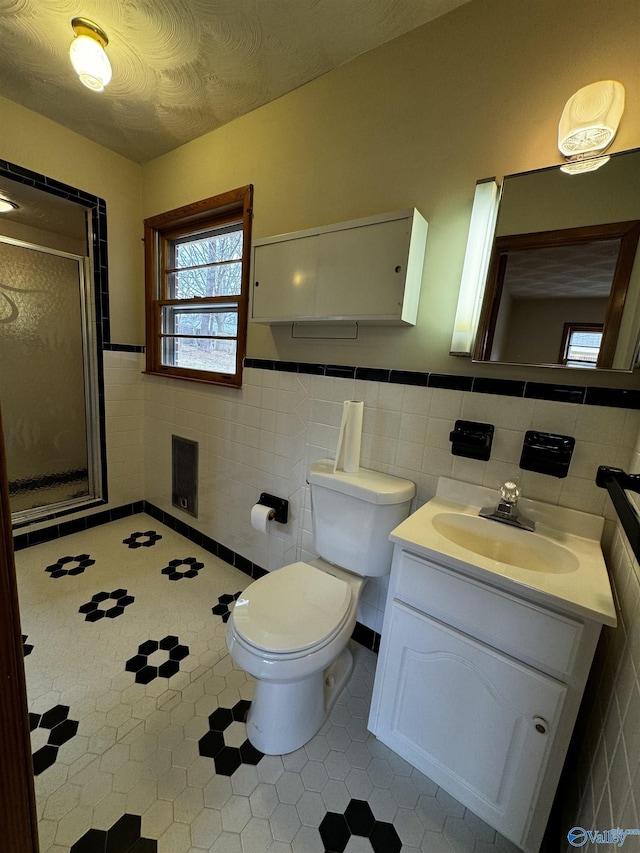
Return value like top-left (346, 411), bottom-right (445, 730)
top-left (308, 459), bottom-right (415, 577)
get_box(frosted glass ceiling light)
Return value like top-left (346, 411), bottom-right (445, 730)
top-left (70, 17), bottom-right (112, 92)
top-left (0, 198), bottom-right (18, 213)
top-left (558, 80), bottom-right (624, 172)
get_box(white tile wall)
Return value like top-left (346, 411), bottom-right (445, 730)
top-left (16, 352), bottom-right (640, 839)
top-left (142, 365), bottom-right (640, 635)
top-left (103, 351), bottom-right (145, 507)
top-left (562, 437), bottom-right (640, 845)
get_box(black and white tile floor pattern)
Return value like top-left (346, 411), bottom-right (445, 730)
top-left (15, 515), bottom-right (517, 852)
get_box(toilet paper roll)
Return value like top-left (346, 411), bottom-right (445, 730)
top-left (251, 503), bottom-right (273, 533)
top-left (334, 400), bottom-right (364, 473)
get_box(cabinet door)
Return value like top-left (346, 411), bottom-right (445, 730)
top-left (373, 601), bottom-right (566, 849)
top-left (252, 235), bottom-right (318, 320)
top-left (315, 217), bottom-right (411, 319)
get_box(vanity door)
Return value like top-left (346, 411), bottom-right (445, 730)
top-left (373, 599), bottom-right (566, 850)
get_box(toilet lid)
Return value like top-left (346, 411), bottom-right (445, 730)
top-left (232, 562), bottom-right (352, 654)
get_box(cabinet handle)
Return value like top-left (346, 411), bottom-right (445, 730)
top-left (533, 716), bottom-right (549, 734)
top-left (255, 281), bottom-right (260, 287)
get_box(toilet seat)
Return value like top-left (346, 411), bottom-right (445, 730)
top-left (231, 562), bottom-right (352, 655)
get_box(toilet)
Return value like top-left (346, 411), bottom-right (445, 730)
top-left (226, 458), bottom-right (415, 755)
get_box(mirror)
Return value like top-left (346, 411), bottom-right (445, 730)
top-left (471, 147), bottom-right (640, 371)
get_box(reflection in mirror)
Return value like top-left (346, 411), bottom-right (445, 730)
top-left (467, 147), bottom-right (640, 371)
top-left (476, 220), bottom-right (640, 368)
top-left (0, 166), bottom-right (106, 523)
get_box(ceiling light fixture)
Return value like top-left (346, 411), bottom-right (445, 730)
top-left (69, 17), bottom-right (112, 93)
top-left (558, 80), bottom-right (625, 174)
top-left (0, 198), bottom-right (19, 214)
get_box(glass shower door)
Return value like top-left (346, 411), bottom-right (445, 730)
top-left (0, 236), bottom-right (94, 516)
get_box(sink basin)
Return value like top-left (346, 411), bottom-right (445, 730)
top-left (431, 512), bottom-right (579, 574)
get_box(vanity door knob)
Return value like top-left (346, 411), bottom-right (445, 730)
top-left (533, 716), bottom-right (548, 734)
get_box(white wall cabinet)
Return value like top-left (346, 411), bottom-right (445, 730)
top-left (250, 209), bottom-right (427, 325)
top-left (369, 548), bottom-right (603, 853)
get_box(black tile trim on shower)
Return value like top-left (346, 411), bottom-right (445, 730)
top-left (12, 499), bottom-right (382, 654)
top-left (243, 357), bottom-right (640, 410)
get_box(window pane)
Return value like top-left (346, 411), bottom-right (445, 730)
top-left (162, 306), bottom-right (238, 337)
top-left (567, 330), bottom-right (602, 366)
top-left (168, 261), bottom-right (242, 298)
top-left (161, 337), bottom-right (237, 373)
top-left (174, 229), bottom-right (242, 268)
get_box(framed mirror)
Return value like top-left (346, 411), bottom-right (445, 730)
top-left (465, 147), bottom-right (640, 371)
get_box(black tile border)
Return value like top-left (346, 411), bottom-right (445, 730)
top-left (13, 501), bottom-right (145, 550)
top-left (12, 499), bottom-right (382, 653)
top-left (244, 358), bottom-right (640, 410)
top-left (103, 343), bottom-right (146, 353)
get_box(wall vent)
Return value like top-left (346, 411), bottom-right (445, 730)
top-left (172, 435), bottom-right (198, 517)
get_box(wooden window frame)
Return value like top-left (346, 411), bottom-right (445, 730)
top-left (558, 322), bottom-right (604, 367)
top-left (144, 185), bottom-right (253, 387)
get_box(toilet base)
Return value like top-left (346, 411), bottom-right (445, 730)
top-left (247, 646), bottom-right (354, 755)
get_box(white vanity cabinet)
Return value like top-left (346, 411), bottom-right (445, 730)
top-left (369, 547), bottom-right (604, 853)
top-left (250, 208), bottom-right (427, 325)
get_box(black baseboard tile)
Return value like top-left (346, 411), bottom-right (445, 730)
top-left (351, 621), bottom-right (381, 653)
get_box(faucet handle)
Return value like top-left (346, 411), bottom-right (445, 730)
top-left (500, 481), bottom-right (520, 505)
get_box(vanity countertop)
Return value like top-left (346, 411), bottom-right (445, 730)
top-left (390, 478), bottom-right (617, 627)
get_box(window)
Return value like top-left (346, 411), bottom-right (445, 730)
top-left (559, 323), bottom-right (603, 368)
top-left (144, 185), bottom-right (253, 387)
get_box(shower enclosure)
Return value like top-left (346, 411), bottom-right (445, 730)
top-left (0, 164), bottom-right (106, 525)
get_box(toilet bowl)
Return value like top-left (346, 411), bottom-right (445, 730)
top-left (226, 459), bottom-right (415, 755)
top-left (227, 560), bottom-right (363, 754)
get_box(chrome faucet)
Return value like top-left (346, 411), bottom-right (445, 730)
top-left (479, 481), bottom-right (535, 532)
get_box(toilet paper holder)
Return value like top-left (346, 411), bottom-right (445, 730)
top-left (257, 493), bottom-right (289, 524)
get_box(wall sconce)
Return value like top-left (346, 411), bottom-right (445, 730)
top-left (450, 178), bottom-right (500, 355)
top-left (558, 80), bottom-right (625, 174)
top-left (69, 17), bottom-right (112, 92)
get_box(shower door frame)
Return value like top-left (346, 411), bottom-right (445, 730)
top-left (3, 235), bottom-right (103, 524)
top-left (0, 159), bottom-right (110, 530)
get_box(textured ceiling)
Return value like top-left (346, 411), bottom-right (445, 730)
top-left (0, 0), bottom-right (471, 163)
top-left (504, 239), bottom-right (621, 300)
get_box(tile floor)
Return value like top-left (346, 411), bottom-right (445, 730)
top-left (15, 514), bottom-right (519, 852)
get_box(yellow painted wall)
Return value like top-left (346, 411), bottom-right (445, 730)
top-left (142, 0), bottom-right (640, 385)
top-left (0, 95), bottom-right (143, 344)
